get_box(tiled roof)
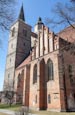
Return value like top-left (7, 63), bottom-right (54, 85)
top-left (16, 55), bottom-right (31, 70)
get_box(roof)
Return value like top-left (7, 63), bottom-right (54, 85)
top-left (19, 5), bottom-right (25, 21)
top-left (31, 32), bottom-right (37, 38)
top-left (16, 55), bottom-right (31, 70)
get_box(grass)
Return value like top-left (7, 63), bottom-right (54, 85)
top-left (0, 104), bottom-right (21, 111)
top-left (30, 110), bottom-right (75, 115)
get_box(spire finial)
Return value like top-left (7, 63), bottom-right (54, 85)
top-left (37, 17), bottom-right (44, 24)
top-left (19, 4), bottom-right (25, 21)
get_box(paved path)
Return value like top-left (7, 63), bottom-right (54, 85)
top-left (0, 109), bottom-right (15, 115)
top-left (0, 109), bottom-right (35, 115)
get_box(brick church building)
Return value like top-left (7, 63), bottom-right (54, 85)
top-left (3, 5), bottom-right (75, 111)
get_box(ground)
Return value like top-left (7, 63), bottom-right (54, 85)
top-left (0, 113), bottom-right (8, 115)
top-left (31, 110), bottom-right (75, 115)
top-left (0, 104), bottom-right (75, 115)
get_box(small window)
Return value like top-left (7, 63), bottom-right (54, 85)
top-left (55, 44), bottom-right (58, 50)
top-left (35, 95), bottom-right (37, 103)
top-left (10, 58), bottom-right (11, 62)
top-left (11, 44), bottom-right (13, 48)
top-left (24, 43), bottom-right (25, 46)
top-left (69, 75), bottom-right (73, 84)
top-left (8, 73), bottom-right (10, 79)
top-left (68, 65), bottom-right (72, 73)
top-left (23, 29), bottom-right (27, 37)
top-left (33, 64), bottom-right (37, 84)
top-left (12, 27), bottom-right (15, 37)
top-left (48, 94), bottom-right (51, 103)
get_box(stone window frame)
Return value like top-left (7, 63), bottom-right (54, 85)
top-left (23, 29), bottom-right (27, 37)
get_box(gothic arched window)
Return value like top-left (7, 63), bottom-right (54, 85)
top-left (33, 64), bottom-right (37, 84)
top-left (17, 73), bottom-right (21, 88)
top-left (21, 69), bottom-right (24, 77)
top-left (47, 59), bottom-right (54, 81)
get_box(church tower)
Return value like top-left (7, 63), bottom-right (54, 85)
top-left (3, 5), bottom-right (31, 91)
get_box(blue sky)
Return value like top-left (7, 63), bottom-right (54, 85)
top-left (0, 0), bottom-right (71, 91)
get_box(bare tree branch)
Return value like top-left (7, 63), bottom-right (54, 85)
top-left (45, 1), bottom-right (75, 30)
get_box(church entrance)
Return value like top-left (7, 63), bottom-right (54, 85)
top-left (39, 59), bottom-right (47, 110)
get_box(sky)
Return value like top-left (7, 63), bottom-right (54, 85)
top-left (0, 0), bottom-right (71, 91)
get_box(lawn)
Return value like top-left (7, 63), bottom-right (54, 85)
top-left (30, 110), bottom-right (75, 115)
top-left (0, 104), bottom-right (21, 111)
top-left (0, 104), bottom-right (75, 115)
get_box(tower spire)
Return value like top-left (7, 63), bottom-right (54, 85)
top-left (19, 4), bottom-right (25, 21)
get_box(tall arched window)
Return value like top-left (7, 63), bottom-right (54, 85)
top-left (21, 69), bottom-right (24, 77)
top-left (47, 59), bottom-right (54, 81)
top-left (33, 64), bottom-right (37, 84)
top-left (17, 73), bottom-right (21, 88)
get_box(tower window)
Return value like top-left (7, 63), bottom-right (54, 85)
top-left (23, 29), bottom-right (27, 37)
top-left (10, 58), bottom-right (11, 62)
top-left (12, 27), bottom-right (15, 37)
top-left (68, 65), bottom-right (72, 73)
top-left (8, 73), bottom-right (10, 79)
top-left (11, 44), bottom-right (13, 48)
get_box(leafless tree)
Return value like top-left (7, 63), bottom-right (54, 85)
top-left (45, 0), bottom-right (75, 55)
top-left (4, 90), bottom-right (16, 107)
top-left (0, 0), bottom-right (17, 48)
top-left (46, 0), bottom-right (75, 29)
top-left (0, 0), bottom-right (17, 30)
top-left (2, 79), bottom-right (16, 107)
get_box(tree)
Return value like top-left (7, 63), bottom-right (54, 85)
top-left (4, 90), bottom-right (16, 107)
top-left (46, 0), bottom-right (75, 30)
top-left (45, 0), bottom-right (75, 55)
top-left (0, 0), bottom-right (17, 30)
top-left (2, 79), bottom-right (16, 106)
top-left (0, 0), bottom-right (17, 48)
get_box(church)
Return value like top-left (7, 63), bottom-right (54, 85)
top-left (3, 5), bottom-right (75, 112)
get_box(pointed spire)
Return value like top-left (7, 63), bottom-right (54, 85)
top-left (19, 4), bottom-right (25, 21)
